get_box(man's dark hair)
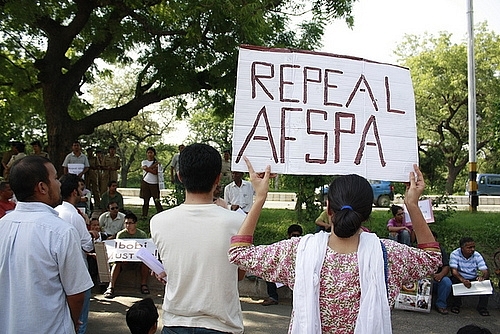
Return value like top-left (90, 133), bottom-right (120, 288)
top-left (327, 174), bottom-right (373, 238)
top-left (287, 224), bottom-right (303, 236)
top-left (126, 298), bottom-right (158, 334)
top-left (31, 140), bottom-right (42, 147)
top-left (108, 180), bottom-right (117, 187)
top-left (146, 147), bottom-right (156, 155)
top-left (107, 201), bottom-right (118, 209)
top-left (179, 143), bottom-right (221, 193)
top-left (59, 174), bottom-right (80, 200)
top-left (14, 141), bottom-right (25, 153)
top-left (457, 324), bottom-right (492, 334)
top-left (124, 211), bottom-right (138, 223)
top-left (459, 237), bottom-right (474, 247)
top-left (9, 156), bottom-right (51, 202)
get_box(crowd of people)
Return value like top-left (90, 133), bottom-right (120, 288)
top-left (0, 140), bottom-right (496, 334)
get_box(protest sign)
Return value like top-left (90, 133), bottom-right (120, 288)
top-left (232, 45), bottom-right (418, 181)
top-left (394, 277), bottom-right (433, 313)
top-left (404, 199), bottom-right (435, 224)
top-left (104, 238), bottom-right (158, 262)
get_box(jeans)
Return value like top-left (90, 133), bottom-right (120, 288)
top-left (162, 327), bottom-right (230, 334)
top-left (433, 276), bottom-right (452, 308)
top-left (78, 288), bottom-right (91, 334)
top-left (388, 230), bottom-right (411, 246)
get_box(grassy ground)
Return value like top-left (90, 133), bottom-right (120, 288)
top-left (131, 205), bottom-right (500, 288)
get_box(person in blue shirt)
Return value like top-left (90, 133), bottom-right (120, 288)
top-left (449, 237), bottom-right (491, 316)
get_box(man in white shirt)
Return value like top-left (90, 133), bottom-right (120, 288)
top-left (0, 155), bottom-right (93, 333)
top-left (224, 171), bottom-right (254, 213)
top-left (56, 174), bottom-right (98, 334)
top-left (62, 141), bottom-right (90, 178)
top-left (99, 201), bottom-right (125, 238)
top-left (151, 143), bottom-right (245, 333)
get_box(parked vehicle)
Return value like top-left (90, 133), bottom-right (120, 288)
top-left (368, 180), bottom-right (395, 207)
top-left (466, 174), bottom-right (500, 196)
top-left (317, 179), bottom-right (394, 207)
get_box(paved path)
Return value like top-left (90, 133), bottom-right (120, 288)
top-left (87, 285), bottom-right (500, 334)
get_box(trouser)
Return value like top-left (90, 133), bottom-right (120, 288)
top-left (78, 288), bottom-right (92, 334)
top-left (433, 276), bottom-right (452, 308)
top-left (266, 281), bottom-right (279, 301)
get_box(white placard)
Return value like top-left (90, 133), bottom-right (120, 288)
top-left (67, 163), bottom-right (84, 176)
top-left (232, 45), bottom-right (418, 181)
top-left (404, 199), bottom-right (435, 223)
top-left (104, 238), bottom-right (158, 262)
top-left (452, 280), bottom-right (493, 296)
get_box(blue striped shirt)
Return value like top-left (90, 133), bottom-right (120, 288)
top-left (449, 248), bottom-right (487, 279)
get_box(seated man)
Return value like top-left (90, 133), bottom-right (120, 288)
top-left (449, 237), bottom-right (491, 316)
top-left (126, 298), bottom-right (158, 334)
top-left (104, 212), bottom-right (150, 299)
top-left (100, 180), bottom-right (124, 211)
top-left (99, 201), bottom-right (125, 239)
top-left (0, 181), bottom-right (16, 218)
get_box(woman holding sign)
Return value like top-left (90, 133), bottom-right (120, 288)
top-left (229, 158), bottom-right (441, 333)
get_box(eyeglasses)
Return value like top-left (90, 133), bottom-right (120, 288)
top-left (110, 207), bottom-right (119, 210)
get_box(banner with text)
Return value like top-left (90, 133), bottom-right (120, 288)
top-left (232, 45), bottom-right (418, 181)
top-left (104, 238), bottom-right (158, 262)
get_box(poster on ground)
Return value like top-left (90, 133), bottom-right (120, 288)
top-left (231, 45), bottom-right (418, 181)
top-left (394, 277), bottom-right (433, 313)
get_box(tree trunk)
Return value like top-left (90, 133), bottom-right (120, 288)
top-left (445, 165), bottom-right (463, 195)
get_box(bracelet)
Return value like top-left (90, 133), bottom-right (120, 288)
top-left (230, 235), bottom-right (253, 247)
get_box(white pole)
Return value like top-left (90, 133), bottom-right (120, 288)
top-left (467, 0), bottom-right (478, 211)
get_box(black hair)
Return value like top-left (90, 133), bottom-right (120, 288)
top-left (457, 324), bottom-right (492, 334)
top-left (126, 298), bottom-right (158, 334)
top-left (459, 237), bottom-right (474, 247)
top-left (59, 174), bottom-right (80, 200)
top-left (179, 143), bottom-right (221, 193)
top-left (108, 180), bottom-right (117, 187)
top-left (10, 156), bottom-right (51, 202)
top-left (287, 224), bottom-right (303, 236)
top-left (146, 147), bottom-right (156, 155)
top-left (14, 141), bottom-right (25, 153)
top-left (124, 211), bottom-right (138, 223)
top-left (31, 140), bottom-right (42, 147)
top-left (327, 174), bottom-right (373, 238)
top-left (390, 204), bottom-right (403, 217)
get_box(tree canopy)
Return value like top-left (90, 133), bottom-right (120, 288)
top-left (0, 0), bottom-right (356, 173)
top-left (396, 23), bottom-right (500, 194)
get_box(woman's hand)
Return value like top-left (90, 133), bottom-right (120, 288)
top-left (404, 164), bottom-right (425, 206)
top-left (243, 156), bottom-right (271, 202)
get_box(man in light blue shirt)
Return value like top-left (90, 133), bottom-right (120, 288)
top-left (449, 237), bottom-right (491, 316)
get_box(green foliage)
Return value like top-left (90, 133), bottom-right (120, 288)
top-left (396, 24), bottom-right (500, 194)
top-left (0, 0), bottom-right (356, 168)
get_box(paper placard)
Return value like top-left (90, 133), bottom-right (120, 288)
top-left (404, 199), bottom-right (435, 223)
top-left (395, 277), bottom-right (433, 313)
top-left (232, 45), bottom-right (418, 181)
top-left (67, 163), bottom-right (84, 176)
top-left (104, 238), bottom-right (158, 262)
top-left (452, 280), bottom-right (493, 296)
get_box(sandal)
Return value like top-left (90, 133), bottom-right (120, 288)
top-left (437, 307), bottom-right (449, 315)
top-left (103, 287), bottom-right (115, 299)
top-left (478, 309), bottom-right (490, 316)
top-left (450, 306), bottom-right (460, 314)
top-left (140, 284), bottom-right (150, 294)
